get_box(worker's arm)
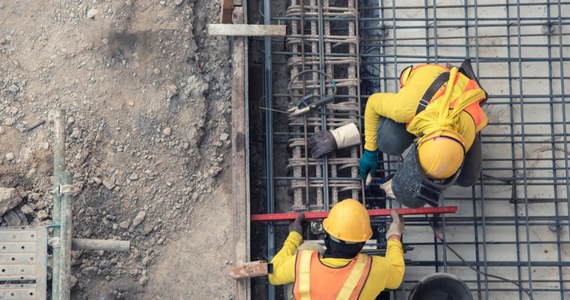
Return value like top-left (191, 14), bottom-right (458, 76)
top-left (363, 89), bottom-right (419, 151)
top-left (364, 93), bottom-right (389, 151)
top-left (383, 237), bottom-right (405, 289)
top-left (365, 66), bottom-right (451, 151)
top-left (268, 231), bottom-right (303, 285)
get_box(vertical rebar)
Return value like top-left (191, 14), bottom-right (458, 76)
top-left (290, 0), bottom-right (304, 209)
top-left (503, 3), bottom-right (524, 299)
top-left (263, 0), bottom-right (275, 298)
top-left (472, 182), bottom-right (483, 300)
top-left (431, 0), bottom-right (439, 63)
top-left (349, 0), bottom-right (361, 201)
top-left (514, 0), bottom-right (534, 295)
top-left (556, 0), bottom-right (570, 297)
top-left (317, 0), bottom-right (330, 210)
top-left (545, 3), bottom-right (564, 298)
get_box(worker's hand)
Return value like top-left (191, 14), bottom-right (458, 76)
top-left (308, 130), bottom-right (337, 159)
top-left (289, 212), bottom-right (305, 234)
top-left (309, 124), bottom-right (360, 159)
top-left (379, 179), bottom-right (395, 199)
top-left (386, 210), bottom-right (404, 240)
top-left (359, 149), bottom-right (378, 180)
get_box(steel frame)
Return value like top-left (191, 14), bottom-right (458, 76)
top-left (360, 1), bottom-right (570, 299)
top-left (251, 0), bottom-right (570, 299)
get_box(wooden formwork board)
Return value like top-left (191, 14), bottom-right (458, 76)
top-left (208, 24), bottom-right (286, 37)
top-left (221, 0), bottom-right (234, 24)
top-left (230, 6), bottom-right (250, 300)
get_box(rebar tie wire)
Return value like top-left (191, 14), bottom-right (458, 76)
top-left (427, 216), bottom-right (534, 300)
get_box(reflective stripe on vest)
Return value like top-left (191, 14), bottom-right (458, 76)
top-left (297, 250), bottom-right (312, 300)
top-left (293, 250), bottom-right (372, 300)
top-left (337, 254), bottom-right (371, 300)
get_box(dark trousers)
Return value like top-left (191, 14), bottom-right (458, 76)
top-left (376, 117), bottom-right (482, 187)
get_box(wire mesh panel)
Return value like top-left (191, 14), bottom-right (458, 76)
top-left (360, 0), bottom-right (570, 299)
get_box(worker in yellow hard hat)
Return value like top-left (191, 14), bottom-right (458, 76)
top-left (359, 60), bottom-right (488, 207)
top-left (269, 199), bottom-right (405, 299)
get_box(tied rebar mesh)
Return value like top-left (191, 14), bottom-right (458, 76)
top-left (256, 0), bottom-right (569, 299)
top-left (360, 1), bottom-right (570, 299)
top-left (285, 0), bottom-right (362, 211)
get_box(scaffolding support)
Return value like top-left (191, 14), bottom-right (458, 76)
top-left (49, 110), bottom-right (131, 299)
top-left (50, 109), bottom-right (73, 300)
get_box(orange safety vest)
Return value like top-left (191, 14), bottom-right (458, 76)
top-left (293, 250), bottom-right (372, 300)
top-left (402, 64), bottom-right (488, 133)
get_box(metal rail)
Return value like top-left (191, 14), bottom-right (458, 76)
top-left (50, 109), bottom-right (72, 300)
top-left (251, 206), bottom-right (458, 222)
top-left (262, 0), bottom-right (276, 299)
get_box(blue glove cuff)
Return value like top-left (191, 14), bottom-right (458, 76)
top-left (360, 149), bottom-right (379, 179)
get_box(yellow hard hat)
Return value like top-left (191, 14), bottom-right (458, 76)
top-left (417, 130), bottom-right (466, 179)
top-left (399, 65), bottom-right (414, 88)
top-left (323, 199), bottom-right (372, 243)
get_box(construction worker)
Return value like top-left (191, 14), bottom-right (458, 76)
top-left (269, 199), bottom-right (405, 299)
top-left (359, 60), bottom-right (488, 207)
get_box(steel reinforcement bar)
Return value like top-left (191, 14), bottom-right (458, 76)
top-left (285, 0), bottom-right (362, 211)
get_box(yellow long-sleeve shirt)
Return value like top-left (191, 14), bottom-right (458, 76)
top-left (269, 232), bottom-right (405, 299)
top-left (363, 65), bottom-right (480, 152)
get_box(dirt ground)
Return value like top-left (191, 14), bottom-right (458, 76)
top-left (0, 0), bottom-right (235, 298)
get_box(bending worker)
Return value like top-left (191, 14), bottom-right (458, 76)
top-left (269, 199), bottom-right (405, 299)
top-left (359, 61), bottom-right (488, 207)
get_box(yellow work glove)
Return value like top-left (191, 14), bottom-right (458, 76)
top-left (289, 212), bottom-right (304, 234)
top-left (379, 179), bottom-right (396, 199)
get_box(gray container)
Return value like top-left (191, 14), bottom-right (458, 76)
top-left (408, 273), bottom-right (472, 300)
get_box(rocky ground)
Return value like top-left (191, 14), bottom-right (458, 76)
top-left (0, 0), bottom-right (235, 298)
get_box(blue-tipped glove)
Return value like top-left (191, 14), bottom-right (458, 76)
top-left (359, 149), bottom-right (378, 180)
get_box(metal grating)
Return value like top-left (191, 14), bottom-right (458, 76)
top-left (0, 227), bottom-right (48, 300)
top-left (252, 0), bottom-right (569, 299)
top-left (360, 0), bottom-right (570, 299)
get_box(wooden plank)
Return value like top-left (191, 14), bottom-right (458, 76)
top-left (230, 6), bottom-right (250, 300)
top-left (220, 0), bottom-right (234, 24)
top-left (230, 261), bottom-right (269, 279)
top-left (251, 206), bottom-right (459, 222)
top-left (207, 24), bottom-right (287, 37)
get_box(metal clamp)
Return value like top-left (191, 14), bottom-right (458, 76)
top-left (58, 184), bottom-right (77, 195)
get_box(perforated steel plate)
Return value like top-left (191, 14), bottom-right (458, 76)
top-left (0, 227), bottom-right (47, 299)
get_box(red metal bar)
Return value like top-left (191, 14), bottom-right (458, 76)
top-left (251, 206), bottom-right (458, 222)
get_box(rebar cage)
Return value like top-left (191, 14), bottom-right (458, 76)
top-left (252, 0), bottom-right (570, 299)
